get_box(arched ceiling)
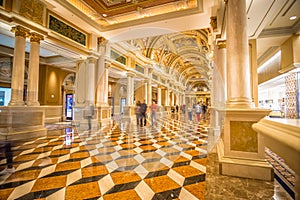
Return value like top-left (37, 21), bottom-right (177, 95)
top-left (129, 29), bottom-right (211, 89)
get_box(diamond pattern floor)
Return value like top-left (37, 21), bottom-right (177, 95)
top-left (0, 116), bottom-right (208, 200)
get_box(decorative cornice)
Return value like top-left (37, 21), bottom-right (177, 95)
top-left (11, 26), bottom-right (30, 38)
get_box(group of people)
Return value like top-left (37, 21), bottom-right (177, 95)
top-left (187, 102), bottom-right (208, 122)
top-left (135, 100), bottom-right (158, 127)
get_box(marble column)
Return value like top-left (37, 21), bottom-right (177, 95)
top-left (144, 81), bottom-right (148, 103)
top-left (226, 0), bottom-right (252, 108)
top-left (95, 37), bottom-right (112, 126)
top-left (147, 68), bottom-right (153, 105)
top-left (165, 88), bottom-right (169, 106)
top-left (147, 79), bottom-right (152, 105)
top-left (126, 72), bottom-right (135, 105)
top-left (216, 41), bottom-right (227, 107)
top-left (9, 26), bottom-right (30, 106)
top-left (103, 61), bottom-right (110, 105)
top-left (87, 57), bottom-right (96, 104)
top-left (217, 0), bottom-right (273, 181)
top-left (27, 32), bottom-right (44, 106)
top-left (157, 85), bottom-right (161, 105)
top-left (171, 92), bottom-right (175, 106)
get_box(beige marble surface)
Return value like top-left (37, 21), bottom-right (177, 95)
top-left (205, 148), bottom-right (292, 200)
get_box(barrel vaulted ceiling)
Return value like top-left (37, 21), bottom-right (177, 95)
top-left (128, 29), bottom-right (211, 89)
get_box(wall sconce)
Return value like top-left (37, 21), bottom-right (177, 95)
top-left (51, 94), bottom-right (55, 99)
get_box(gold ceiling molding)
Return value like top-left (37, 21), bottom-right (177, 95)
top-left (67, 0), bottom-right (199, 27)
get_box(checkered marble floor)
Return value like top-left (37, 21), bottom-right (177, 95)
top-left (0, 115), bottom-right (208, 200)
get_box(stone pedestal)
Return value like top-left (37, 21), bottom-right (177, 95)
top-left (217, 108), bottom-right (273, 181)
top-left (97, 105), bottom-right (111, 127)
top-left (0, 107), bottom-right (47, 141)
top-left (123, 105), bottom-right (135, 122)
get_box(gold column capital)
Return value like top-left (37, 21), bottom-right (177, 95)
top-left (217, 40), bottom-right (226, 49)
top-left (104, 59), bottom-right (112, 69)
top-left (30, 32), bottom-right (44, 43)
top-left (11, 26), bottom-right (30, 38)
top-left (98, 36), bottom-right (107, 45)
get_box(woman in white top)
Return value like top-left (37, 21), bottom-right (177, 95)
top-left (195, 102), bottom-right (202, 122)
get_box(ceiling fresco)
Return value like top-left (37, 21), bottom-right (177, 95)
top-left (129, 29), bottom-right (211, 89)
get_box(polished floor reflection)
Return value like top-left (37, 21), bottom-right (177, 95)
top-left (0, 115), bottom-right (293, 200)
top-left (0, 115), bottom-right (208, 199)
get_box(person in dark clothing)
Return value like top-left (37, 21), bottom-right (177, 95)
top-left (85, 103), bottom-right (95, 131)
top-left (202, 103), bottom-right (207, 120)
top-left (0, 141), bottom-right (15, 175)
top-left (135, 100), bottom-right (141, 125)
top-left (176, 105), bottom-right (179, 113)
top-left (140, 100), bottom-right (147, 126)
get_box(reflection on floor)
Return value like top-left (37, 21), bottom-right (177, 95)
top-left (0, 115), bottom-right (293, 200)
top-left (0, 116), bottom-right (208, 199)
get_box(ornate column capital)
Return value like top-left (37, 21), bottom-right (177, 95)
top-left (87, 57), bottom-right (97, 64)
top-left (210, 16), bottom-right (217, 31)
top-left (98, 36), bottom-right (107, 45)
top-left (11, 26), bottom-right (30, 38)
top-left (126, 71), bottom-right (136, 77)
top-left (105, 61), bottom-right (111, 69)
top-left (217, 40), bottom-right (226, 49)
top-left (30, 32), bottom-right (44, 43)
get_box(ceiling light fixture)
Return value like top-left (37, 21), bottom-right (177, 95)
top-left (102, 14), bottom-right (107, 17)
top-left (289, 15), bottom-right (297, 20)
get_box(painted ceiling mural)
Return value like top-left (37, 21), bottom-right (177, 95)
top-left (128, 29), bottom-right (211, 90)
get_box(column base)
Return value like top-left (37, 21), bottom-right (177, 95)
top-left (27, 101), bottom-right (40, 106)
top-left (123, 105), bottom-right (135, 117)
top-left (217, 140), bottom-right (273, 180)
top-left (8, 101), bottom-right (25, 106)
top-left (97, 105), bottom-right (111, 127)
top-left (226, 98), bottom-right (254, 109)
top-left (216, 108), bottom-right (273, 181)
top-left (0, 107), bottom-right (47, 141)
top-left (0, 128), bottom-right (47, 141)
